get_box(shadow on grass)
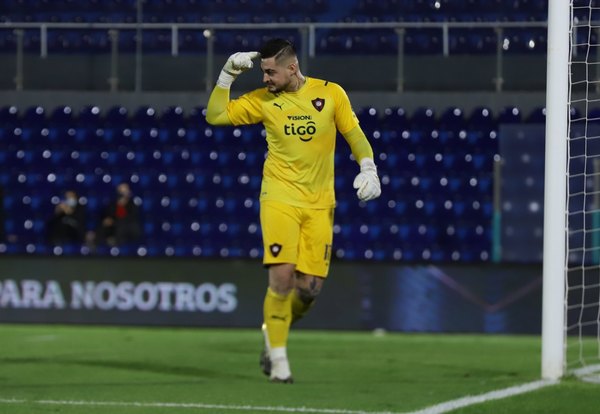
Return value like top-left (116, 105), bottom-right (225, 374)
top-left (0, 356), bottom-right (255, 385)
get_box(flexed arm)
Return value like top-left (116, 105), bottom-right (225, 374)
top-left (206, 51), bottom-right (260, 126)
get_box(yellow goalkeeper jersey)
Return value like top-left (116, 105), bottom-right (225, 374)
top-left (225, 77), bottom-right (359, 209)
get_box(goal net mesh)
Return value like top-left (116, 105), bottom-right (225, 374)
top-left (566, 0), bottom-right (600, 372)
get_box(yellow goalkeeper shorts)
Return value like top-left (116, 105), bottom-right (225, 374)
top-left (260, 200), bottom-right (334, 277)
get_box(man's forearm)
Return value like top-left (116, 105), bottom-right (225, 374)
top-left (342, 125), bottom-right (374, 164)
top-left (206, 85), bottom-right (233, 126)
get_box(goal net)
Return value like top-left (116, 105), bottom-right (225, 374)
top-left (566, 0), bottom-right (600, 376)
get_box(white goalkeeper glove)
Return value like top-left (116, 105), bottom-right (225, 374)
top-left (217, 51), bottom-right (261, 89)
top-left (353, 158), bottom-right (381, 201)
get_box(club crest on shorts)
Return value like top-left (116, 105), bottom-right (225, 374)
top-left (269, 243), bottom-right (282, 257)
top-left (311, 98), bottom-right (325, 112)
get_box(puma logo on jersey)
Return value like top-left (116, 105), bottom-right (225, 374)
top-left (273, 102), bottom-right (284, 110)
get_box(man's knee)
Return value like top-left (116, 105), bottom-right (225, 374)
top-left (268, 263), bottom-right (296, 295)
top-left (295, 274), bottom-right (324, 304)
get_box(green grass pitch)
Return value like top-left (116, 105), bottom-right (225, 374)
top-left (0, 324), bottom-right (598, 414)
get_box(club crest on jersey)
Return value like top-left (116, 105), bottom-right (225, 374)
top-left (311, 98), bottom-right (325, 112)
top-left (269, 243), bottom-right (282, 257)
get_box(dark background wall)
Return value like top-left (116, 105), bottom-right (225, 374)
top-left (0, 257), bottom-right (543, 333)
top-left (0, 54), bottom-right (547, 92)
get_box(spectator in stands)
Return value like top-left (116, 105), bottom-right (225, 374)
top-left (206, 39), bottom-right (381, 383)
top-left (47, 190), bottom-right (86, 245)
top-left (99, 182), bottom-right (142, 246)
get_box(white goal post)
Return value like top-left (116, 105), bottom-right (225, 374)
top-left (541, 0), bottom-right (570, 380)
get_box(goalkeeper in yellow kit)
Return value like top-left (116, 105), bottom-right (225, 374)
top-left (206, 38), bottom-right (381, 383)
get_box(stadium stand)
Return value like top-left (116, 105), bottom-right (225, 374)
top-left (0, 0), bottom-right (552, 54)
top-left (0, 1), bottom-right (556, 262)
top-left (0, 103), bottom-right (522, 262)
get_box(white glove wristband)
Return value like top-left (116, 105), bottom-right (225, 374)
top-left (217, 70), bottom-right (237, 89)
top-left (359, 158), bottom-right (377, 173)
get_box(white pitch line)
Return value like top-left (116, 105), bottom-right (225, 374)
top-left (0, 379), bottom-right (560, 414)
top-left (0, 398), bottom-right (26, 404)
top-left (0, 398), bottom-right (397, 414)
top-left (572, 363), bottom-right (600, 377)
top-left (405, 379), bottom-right (559, 414)
top-left (573, 363), bottom-right (600, 384)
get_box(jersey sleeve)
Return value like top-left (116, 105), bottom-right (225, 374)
top-left (342, 125), bottom-right (374, 164)
top-left (226, 89), bottom-right (265, 126)
top-left (332, 83), bottom-right (359, 135)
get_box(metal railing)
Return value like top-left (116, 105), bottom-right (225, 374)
top-left (2, 20), bottom-right (550, 92)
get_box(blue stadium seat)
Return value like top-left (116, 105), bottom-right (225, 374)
top-left (502, 28), bottom-right (547, 54)
top-left (22, 105), bottom-right (47, 126)
top-left (357, 106), bottom-right (380, 133)
top-left (186, 106), bottom-right (208, 129)
top-left (0, 30), bottom-right (17, 52)
top-left (382, 107), bottom-right (409, 131)
top-left (439, 106), bottom-right (467, 132)
top-left (0, 105), bottom-right (19, 127)
top-left (159, 106), bottom-right (185, 129)
top-left (130, 105), bottom-right (153, 123)
top-left (526, 106), bottom-right (546, 123)
top-left (46, 29), bottom-right (86, 53)
top-left (410, 107), bottom-right (436, 133)
top-left (497, 106), bottom-right (522, 124)
top-left (104, 105), bottom-right (129, 127)
top-left (45, 105), bottom-right (75, 146)
top-left (449, 29), bottom-right (497, 54)
top-left (404, 28), bottom-right (442, 54)
top-left (0, 106), bottom-right (21, 150)
top-left (77, 105), bottom-right (102, 127)
top-left (468, 106), bottom-right (495, 131)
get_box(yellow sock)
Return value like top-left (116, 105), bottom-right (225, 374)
top-left (291, 289), bottom-right (315, 324)
top-left (263, 287), bottom-right (292, 348)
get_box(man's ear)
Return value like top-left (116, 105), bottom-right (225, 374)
top-left (287, 61), bottom-right (298, 75)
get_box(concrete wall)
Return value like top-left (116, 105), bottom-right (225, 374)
top-left (0, 54), bottom-right (546, 92)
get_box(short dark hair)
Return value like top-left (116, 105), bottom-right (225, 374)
top-left (259, 38), bottom-right (297, 61)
